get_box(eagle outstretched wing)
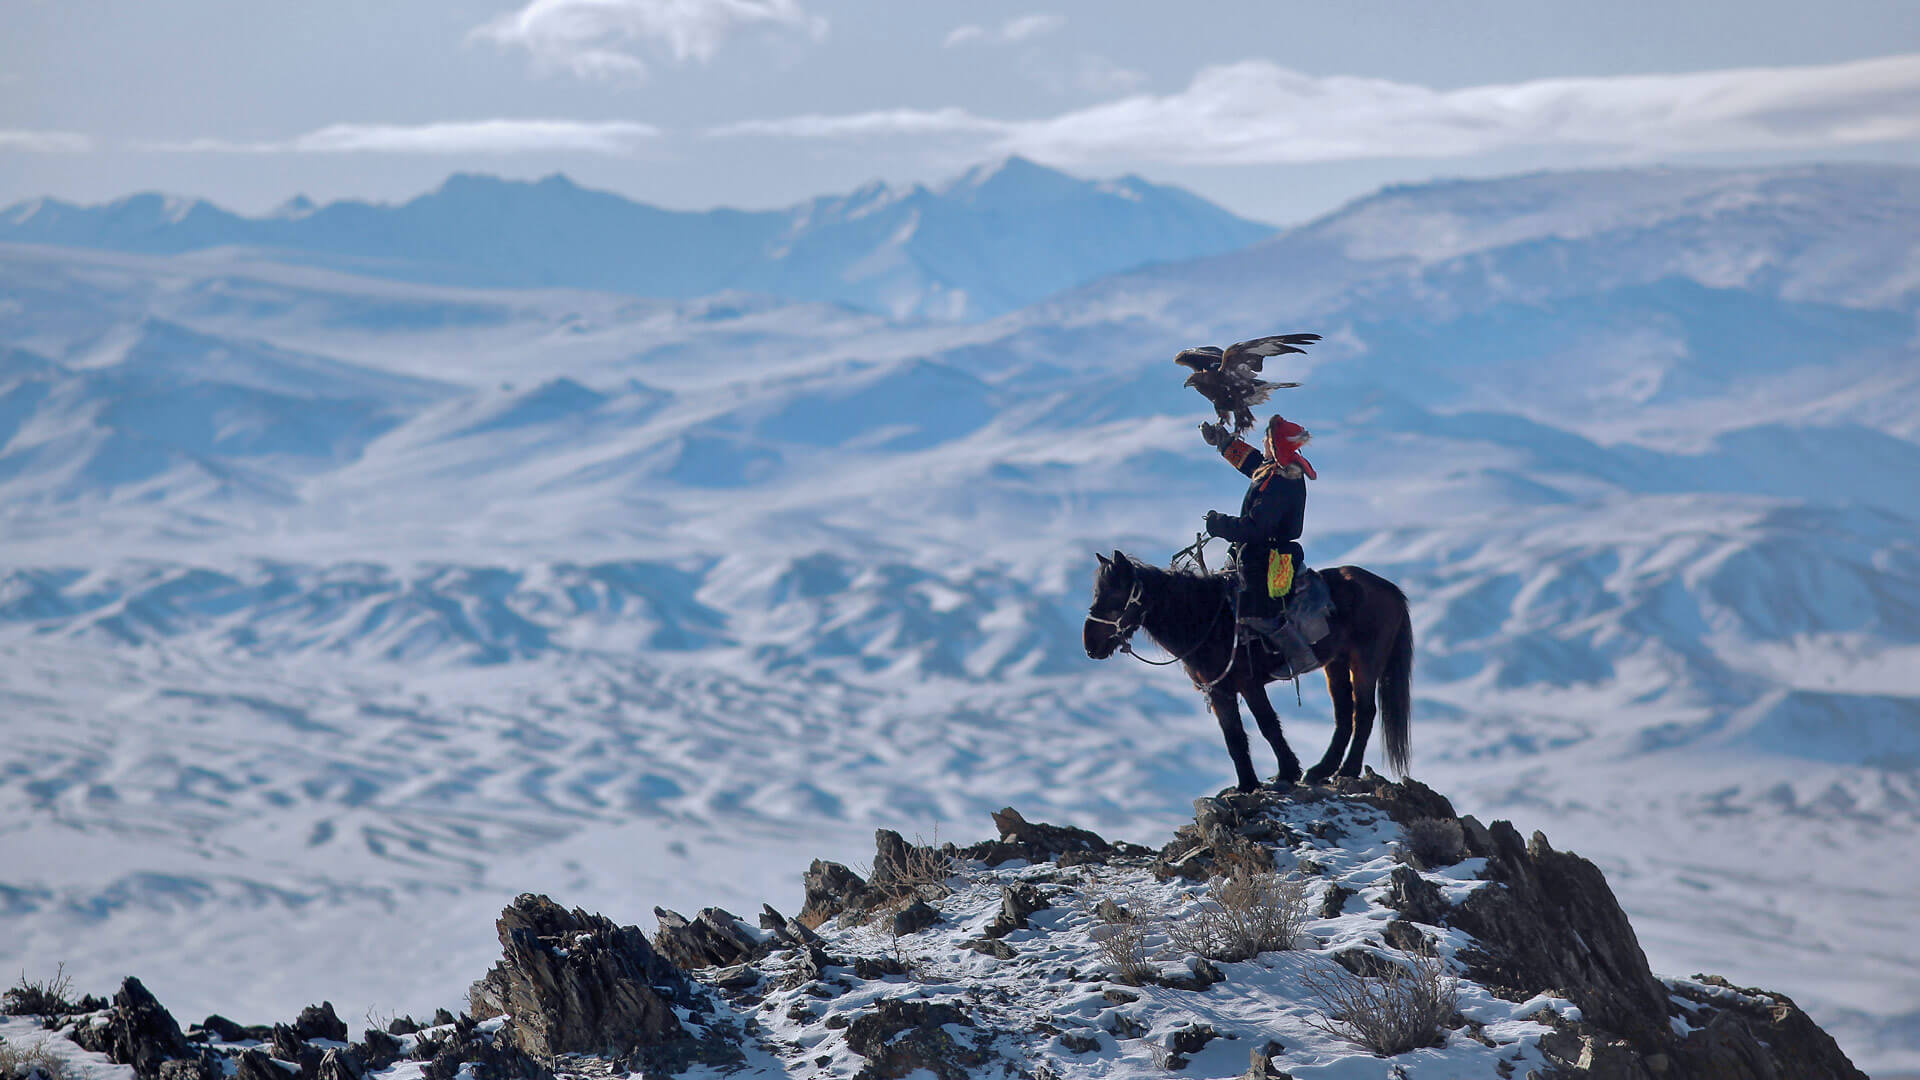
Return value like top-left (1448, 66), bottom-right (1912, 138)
top-left (1175, 332), bottom-right (1316, 435)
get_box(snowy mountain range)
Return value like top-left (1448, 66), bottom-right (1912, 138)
top-left (0, 158), bottom-right (1273, 320)
top-left (0, 161), bottom-right (1916, 1073)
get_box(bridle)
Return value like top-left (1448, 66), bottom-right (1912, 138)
top-left (1087, 572), bottom-right (1238, 688)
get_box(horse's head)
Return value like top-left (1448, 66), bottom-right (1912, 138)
top-left (1084, 549), bottom-right (1144, 660)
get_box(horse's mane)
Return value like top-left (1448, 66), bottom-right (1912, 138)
top-left (1120, 554), bottom-right (1229, 625)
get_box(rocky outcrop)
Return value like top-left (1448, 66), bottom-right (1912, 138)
top-left (468, 893), bottom-right (687, 1060)
top-left (958, 807), bottom-right (1150, 867)
top-left (843, 999), bottom-right (991, 1080)
top-left (65, 977), bottom-right (205, 1080)
top-left (650, 906), bottom-right (758, 971)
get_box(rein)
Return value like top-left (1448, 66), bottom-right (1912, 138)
top-left (1091, 571), bottom-right (1238, 687)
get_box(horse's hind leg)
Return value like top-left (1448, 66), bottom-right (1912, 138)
top-left (1305, 660), bottom-right (1354, 784)
top-left (1242, 683), bottom-right (1301, 787)
top-left (1208, 688), bottom-right (1262, 794)
top-left (1340, 659), bottom-right (1378, 778)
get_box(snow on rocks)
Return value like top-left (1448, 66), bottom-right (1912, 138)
top-left (3, 775), bottom-right (1868, 1078)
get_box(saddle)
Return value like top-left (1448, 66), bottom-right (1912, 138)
top-left (1236, 567), bottom-right (1332, 678)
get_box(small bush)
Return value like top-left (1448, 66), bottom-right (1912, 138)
top-left (1301, 948), bottom-right (1457, 1056)
top-left (857, 831), bottom-right (960, 921)
top-left (2, 967), bottom-right (74, 1018)
top-left (1167, 869), bottom-right (1313, 963)
top-left (0, 1035), bottom-right (68, 1080)
top-left (1086, 893), bottom-right (1157, 985)
top-left (1397, 818), bottom-right (1465, 869)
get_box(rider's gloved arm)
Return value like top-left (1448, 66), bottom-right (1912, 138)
top-left (1221, 439), bottom-right (1264, 478)
top-left (1205, 510), bottom-right (1259, 543)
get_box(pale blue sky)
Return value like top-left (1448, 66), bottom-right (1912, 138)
top-left (4, 0), bottom-right (1919, 222)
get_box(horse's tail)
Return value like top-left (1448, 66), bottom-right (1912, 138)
top-left (1379, 582), bottom-right (1414, 778)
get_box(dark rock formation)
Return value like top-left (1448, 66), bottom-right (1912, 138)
top-left (844, 999), bottom-right (989, 1080)
top-left (799, 860), bottom-right (877, 926)
top-left (292, 1004), bottom-right (347, 1044)
top-left (66, 977), bottom-right (202, 1080)
top-left (192, 1015), bottom-right (271, 1044)
top-left (889, 900), bottom-right (940, 936)
top-left (959, 807), bottom-right (1148, 867)
top-left (651, 907), bottom-right (757, 970)
top-left (983, 883), bottom-right (1048, 939)
top-left (467, 893), bottom-right (686, 1060)
top-left (1666, 976), bottom-right (1867, 1080)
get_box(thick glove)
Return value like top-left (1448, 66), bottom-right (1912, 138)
top-left (1204, 510), bottom-right (1227, 537)
top-left (1199, 422), bottom-right (1229, 449)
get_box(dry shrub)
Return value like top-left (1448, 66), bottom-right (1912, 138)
top-left (1301, 948), bottom-right (1457, 1056)
top-left (1085, 892), bottom-right (1157, 986)
top-left (856, 831), bottom-right (961, 922)
top-left (1167, 869), bottom-right (1313, 963)
top-left (0, 1035), bottom-right (67, 1080)
top-left (1397, 818), bottom-right (1466, 869)
top-left (3, 967), bottom-right (76, 1018)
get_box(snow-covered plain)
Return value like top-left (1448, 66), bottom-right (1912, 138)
top-left (0, 163), bottom-right (1916, 1072)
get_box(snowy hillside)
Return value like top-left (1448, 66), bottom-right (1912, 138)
top-left (0, 158), bottom-right (1274, 320)
top-left (0, 163), bottom-right (1916, 1073)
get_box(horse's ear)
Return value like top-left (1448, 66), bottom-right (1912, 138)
top-left (1095, 552), bottom-right (1111, 568)
top-left (1111, 549), bottom-right (1127, 569)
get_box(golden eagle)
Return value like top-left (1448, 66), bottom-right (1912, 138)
top-left (1175, 333), bottom-right (1318, 435)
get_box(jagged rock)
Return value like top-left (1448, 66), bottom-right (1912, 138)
top-left (1241, 1045), bottom-right (1295, 1079)
top-left (353, 1030), bottom-right (401, 1071)
top-left (291, 1004), bottom-right (346, 1044)
top-left (1449, 823), bottom-right (1672, 1050)
top-left (708, 965), bottom-right (762, 991)
top-left (652, 906), bottom-right (758, 970)
top-left (845, 999), bottom-right (987, 1080)
top-left (156, 1059), bottom-right (216, 1080)
top-left (231, 1049), bottom-right (286, 1080)
top-left (270, 1025), bottom-right (321, 1077)
top-left (890, 899), bottom-right (940, 936)
top-left (1342, 770), bottom-right (1458, 825)
top-left (1060, 1031), bottom-right (1100, 1054)
top-left (1158, 957), bottom-right (1225, 992)
top-left (1105, 1013), bottom-right (1148, 1039)
top-left (960, 938), bottom-right (1016, 960)
top-left (195, 1015), bottom-right (271, 1044)
top-left (1385, 866), bottom-right (1451, 925)
top-left (758, 904), bottom-right (822, 948)
top-left (1102, 988), bottom-right (1139, 1005)
top-left (1319, 882), bottom-right (1356, 918)
top-left (430, 1009), bottom-right (454, 1029)
top-left (67, 977), bottom-right (198, 1080)
top-left (1669, 977), bottom-right (1867, 1080)
top-left (1093, 898), bottom-right (1130, 923)
top-left (983, 884), bottom-right (1048, 939)
top-left (961, 807), bottom-right (1147, 867)
top-left (385, 1018), bottom-right (419, 1036)
top-left (313, 1049), bottom-right (362, 1080)
top-left (799, 860), bottom-right (877, 926)
top-left (852, 955), bottom-right (908, 980)
top-left (1381, 919), bottom-right (1432, 952)
top-left (1167, 1024), bottom-right (1219, 1055)
top-left (467, 893), bottom-right (686, 1060)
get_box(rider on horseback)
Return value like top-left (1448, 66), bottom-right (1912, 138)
top-left (1200, 414), bottom-right (1319, 675)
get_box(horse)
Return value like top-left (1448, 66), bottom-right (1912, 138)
top-left (1083, 549), bottom-right (1413, 793)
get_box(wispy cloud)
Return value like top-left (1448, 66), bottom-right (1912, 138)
top-left (943, 13), bottom-right (1064, 48)
top-left (143, 120), bottom-right (661, 155)
top-left (712, 53), bottom-right (1920, 164)
top-left (473, 0), bottom-right (826, 80)
top-left (0, 130), bottom-right (93, 152)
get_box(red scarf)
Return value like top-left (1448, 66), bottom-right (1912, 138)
top-left (1252, 415), bottom-right (1315, 486)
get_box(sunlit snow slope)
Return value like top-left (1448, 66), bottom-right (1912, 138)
top-left (0, 163), bottom-right (1916, 1072)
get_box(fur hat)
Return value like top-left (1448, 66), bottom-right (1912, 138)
top-left (1260, 415), bottom-right (1316, 480)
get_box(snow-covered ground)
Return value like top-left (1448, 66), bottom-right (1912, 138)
top-left (0, 163), bottom-right (1916, 1072)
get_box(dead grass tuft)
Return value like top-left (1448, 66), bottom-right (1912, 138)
top-left (1167, 869), bottom-right (1314, 963)
top-left (1301, 948), bottom-right (1458, 1056)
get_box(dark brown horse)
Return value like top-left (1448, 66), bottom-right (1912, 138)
top-left (1083, 550), bottom-right (1413, 792)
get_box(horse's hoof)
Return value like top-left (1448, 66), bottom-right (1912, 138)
top-left (1235, 780), bottom-right (1261, 794)
top-left (1302, 769), bottom-right (1332, 785)
top-left (1266, 778), bottom-right (1295, 794)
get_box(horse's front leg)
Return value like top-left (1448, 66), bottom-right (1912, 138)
top-left (1242, 681), bottom-right (1300, 788)
top-left (1207, 687), bottom-right (1261, 793)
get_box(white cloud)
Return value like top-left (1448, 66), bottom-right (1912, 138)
top-left (943, 13), bottom-right (1064, 48)
top-left (712, 52), bottom-right (1920, 164)
top-left (473, 0), bottom-right (826, 80)
top-left (143, 120), bottom-right (661, 155)
top-left (0, 130), bottom-right (93, 152)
